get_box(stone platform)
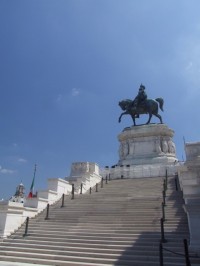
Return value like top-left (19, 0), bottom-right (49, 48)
top-left (108, 124), bottom-right (178, 179)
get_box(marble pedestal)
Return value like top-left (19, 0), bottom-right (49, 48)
top-left (109, 124), bottom-right (178, 179)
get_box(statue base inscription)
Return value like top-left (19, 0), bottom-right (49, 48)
top-left (109, 124), bottom-right (178, 179)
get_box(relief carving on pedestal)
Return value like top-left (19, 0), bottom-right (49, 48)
top-left (155, 138), bottom-right (162, 153)
top-left (129, 139), bottom-right (135, 155)
top-left (71, 162), bottom-right (90, 175)
top-left (162, 140), bottom-right (169, 153)
top-left (168, 140), bottom-right (176, 154)
top-left (119, 141), bottom-right (129, 159)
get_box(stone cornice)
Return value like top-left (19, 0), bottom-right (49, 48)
top-left (118, 124), bottom-right (174, 141)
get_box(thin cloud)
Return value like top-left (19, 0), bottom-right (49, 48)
top-left (185, 62), bottom-right (193, 71)
top-left (18, 158), bottom-right (27, 163)
top-left (56, 94), bottom-right (62, 103)
top-left (0, 166), bottom-right (15, 174)
top-left (55, 88), bottom-right (80, 105)
top-left (71, 88), bottom-right (80, 97)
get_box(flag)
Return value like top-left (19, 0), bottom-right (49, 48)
top-left (28, 164), bottom-right (36, 198)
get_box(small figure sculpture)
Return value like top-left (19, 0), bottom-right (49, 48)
top-left (168, 140), bottom-right (176, 154)
top-left (155, 139), bottom-right (162, 153)
top-left (162, 140), bottom-right (168, 153)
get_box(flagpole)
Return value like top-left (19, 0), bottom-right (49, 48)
top-left (33, 164), bottom-right (37, 180)
top-left (28, 164), bottom-right (37, 198)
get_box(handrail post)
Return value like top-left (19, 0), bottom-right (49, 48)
top-left (165, 169), bottom-right (168, 189)
top-left (96, 183), bottom-right (98, 192)
top-left (71, 184), bottom-right (75, 199)
top-left (23, 217), bottom-right (30, 237)
top-left (90, 187), bottom-right (92, 194)
top-left (163, 180), bottom-right (167, 192)
top-left (160, 218), bottom-right (167, 243)
top-left (162, 190), bottom-right (166, 206)
top-left (159, 242), bottom-right (164, 266)
top-left (184, 239), bottom-right (191, 266)
top-left (80, 183), bottom-right (83, 194)
top-left (61, 193), bottom-right (65, 208)
top-left (106, 175), bottom-right (108, 184)
top-left (162, 202), bottom-right (165, 221)
top-left (101, 177), bottom-right (103, 188)
top-left (45, 203), bottom-right (50, 220)
top-left (175, 176), bottom-right (178, 191)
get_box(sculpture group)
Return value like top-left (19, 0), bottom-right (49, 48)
top-left (118, 84), bottom-right (164, 126)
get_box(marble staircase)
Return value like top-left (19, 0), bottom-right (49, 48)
top-left (0, 176), bottom-right (198, 266)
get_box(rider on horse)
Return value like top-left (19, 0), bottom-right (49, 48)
top-left (133, 84), bottom-right (147, 117)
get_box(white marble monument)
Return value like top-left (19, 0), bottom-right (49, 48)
top-left (109, 124), bottom-right (178, 179)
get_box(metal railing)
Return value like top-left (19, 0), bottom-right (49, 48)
top-left (158, 170), bottom-right (200, 266)
top-left (23, 217), bottom-right (30, 237)
top-left (22, 176), bottom-right (111, 237)
top-left (159, 239), bottom-right (192, 266)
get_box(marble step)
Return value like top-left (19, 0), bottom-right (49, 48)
top-left (8, 235), bottom-right (188, 245)
top-left (0, 250), bottom-right (186, 265)
top-left (3, 238), bottom-right (189, 250)
top-left (0, 241), bottom-right (187, 253)
top-left (19, 225), bottom-right (188, 231)
top-left (0, 255), bottom-right (187, 266)
top-left (0, 176), bottom-right (190, 266)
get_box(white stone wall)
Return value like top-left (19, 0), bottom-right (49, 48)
top-left (70, 162), bottom-right (100, 177)
top-left (0, 202), bottom-right (24, 238)
top-left (47, 178), bottom-right (71, 196)
top-left (178, 142), bottom-right (200, 254)
top-left (66, 162), bottom-right (102, 193)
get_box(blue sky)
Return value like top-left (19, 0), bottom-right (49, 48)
top-left (0, 0), bottom-right (200, 199)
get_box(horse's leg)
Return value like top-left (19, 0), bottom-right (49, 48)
top-left (152, 103), bottom-right (163, 123)
top-left (118, 113), bottom-right (123, 123)
top-left (154, 113), bottom-right (163, 124)
top-left (131, 115), bottom-right (136, 126)
top-left (118, 111), bottom-right (128, 123)
top-left (146, 113), bottom-right (152, 124)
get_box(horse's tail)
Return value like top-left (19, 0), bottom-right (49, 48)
top-left (155, 98), bottom-right (164, 112)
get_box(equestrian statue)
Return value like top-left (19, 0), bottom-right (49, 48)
top-left (118, 84), bottom-right (164, 126)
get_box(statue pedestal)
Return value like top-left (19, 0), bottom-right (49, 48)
top-left (110, 124), bottom-right (178, 179)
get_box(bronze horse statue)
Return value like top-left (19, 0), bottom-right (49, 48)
top-left (118, 98), bottom-right (164, 126)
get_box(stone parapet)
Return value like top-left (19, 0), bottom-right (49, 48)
top-left (47, 178), bottom-right (71, 196)
top-left (66, 162), bottom-right (102, 193)
top-left (109, 163), bottom-right (178, 179)
top-left (178, 141), bottom-right (200, 253)
top-left (24, 197), bottom-right (48, 211)
top-left (0, 201), bottom-right (24, 238)
top-left (69, 162), bottom-right (100, 177)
